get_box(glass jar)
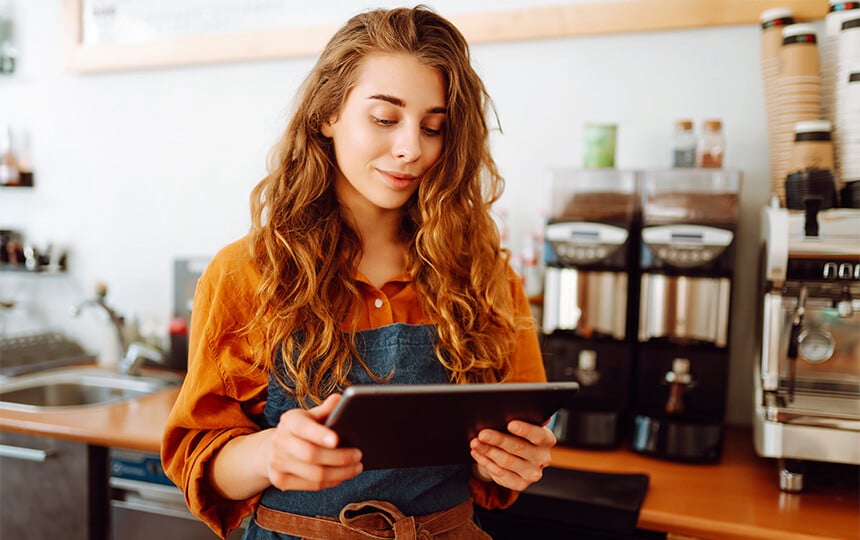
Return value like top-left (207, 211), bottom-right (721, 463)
top-left (697, 119), bottom-right (724, 168)
top-left (0, 125), bottom-right (18, 186)
top-left (671, 119), bottom-right (696, 168)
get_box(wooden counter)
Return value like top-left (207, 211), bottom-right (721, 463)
top-left (551, 426), bottom-right (859, 540)
top-left (1, 379), bottom-right (857, 540)
top-left (0, 383), bottom-right (177, 453)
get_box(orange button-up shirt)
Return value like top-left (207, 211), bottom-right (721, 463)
top-left (161, 237), bottom-right (547, 538)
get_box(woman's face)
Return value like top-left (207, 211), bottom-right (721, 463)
top-left (323, 53), bottom-right (446, 216)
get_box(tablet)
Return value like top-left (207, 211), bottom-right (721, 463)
top-left (325, 381), bottom-right (579, 470)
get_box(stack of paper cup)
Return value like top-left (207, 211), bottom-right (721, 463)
top-left (772, 23), bottom-right (823, 204)
top-left (835, 14), bottom-right (860, 186)
top-left (760, 7), bottom-right (796, 198)
top-left (821, 1), bottom-right (860, 126)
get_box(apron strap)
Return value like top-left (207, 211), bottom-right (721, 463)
top-left (254, 498), bottom-right (475, 539)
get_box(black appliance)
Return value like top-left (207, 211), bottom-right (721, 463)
top-left (541, 169), bottom-right (639, 448)
top-left (631, 169), bottom-right (740, 462)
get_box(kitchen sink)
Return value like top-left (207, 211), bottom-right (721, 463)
top-left (0, 367), bottom-right (182, 411)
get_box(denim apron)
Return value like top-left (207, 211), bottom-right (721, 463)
top-left (242, 323), bottom-right (474, 540)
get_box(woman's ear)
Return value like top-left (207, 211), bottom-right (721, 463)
top-left (321, 118), bottom-right (334, 138)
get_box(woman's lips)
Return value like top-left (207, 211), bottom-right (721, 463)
top-left (378, 169), bottom-right (417, 190)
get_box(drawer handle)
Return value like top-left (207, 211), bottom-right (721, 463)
top-left (0, 443), bottom-right (56, 462)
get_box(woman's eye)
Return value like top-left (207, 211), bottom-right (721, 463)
top-left (372, 116), bottom-right (395, 126)
top-left (422, 126), bottom-right (442, 136)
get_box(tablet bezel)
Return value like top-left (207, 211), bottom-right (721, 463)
top-left (324, 381), bottom-right (579, 470)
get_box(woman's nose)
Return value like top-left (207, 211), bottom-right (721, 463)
top-left (392, 126), bottom-right (422, 162)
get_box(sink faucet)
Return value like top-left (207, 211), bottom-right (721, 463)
top-left (119, 342), bottom-right (166, 376)
top-left (71, 282), bottom-right (165, 376)
top-left (71, 281), bottom-right (127, 356)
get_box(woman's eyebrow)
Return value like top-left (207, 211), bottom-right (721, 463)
top-left (368, 94), bottom-right (447, 115)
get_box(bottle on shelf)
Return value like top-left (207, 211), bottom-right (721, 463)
top-left (671, 119), bottom-right (696, 168)
top-left (697, 119), bottom-right (725, 168)
top-left (521, 231), bottom-right (543, 300)
top-left (0, 125), bottom-right (19, 185)
top-left (0, 2), bottom-right (16, 75)
top-left (16, 130), bottom-right (32, 186)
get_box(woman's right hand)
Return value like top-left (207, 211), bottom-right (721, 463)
top-left (265, 393), bottom-right (364, 491)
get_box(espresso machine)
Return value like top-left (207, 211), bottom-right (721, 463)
top-left (541, 168), bottom-right (639, 448)
top-left (755, 204), bottom-right (860, 491)
top-left (631, 169), bottom-right (740, 462)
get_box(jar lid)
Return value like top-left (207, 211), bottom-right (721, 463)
top-left (782, 23), bottom-right (817, 38)
top-left (761, 7), bottom-right (793, 23)
top-left (702, 119), bottom-right (722, 131)
top-left (794, 120), bottom-right (832, 133)
top-left (675, 119), bottom-right (693, 130)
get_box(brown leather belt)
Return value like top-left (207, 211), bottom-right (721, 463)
top-left (254, 498), bottom-right (488, 539)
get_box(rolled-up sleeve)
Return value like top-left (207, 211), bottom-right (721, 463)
top-left (161, 240), bottom-right (269, 538)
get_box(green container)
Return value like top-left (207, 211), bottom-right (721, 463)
top-left (583, 123), bottom-right (617, 168)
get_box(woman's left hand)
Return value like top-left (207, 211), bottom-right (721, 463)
top-left (469, 420), bottom-right (556, 491)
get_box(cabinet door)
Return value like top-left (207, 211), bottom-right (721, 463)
top-left (0, 432), bottom-right (105, 540)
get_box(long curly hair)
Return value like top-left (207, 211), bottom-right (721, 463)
top-left (247, 6), bottom-right (532, 406)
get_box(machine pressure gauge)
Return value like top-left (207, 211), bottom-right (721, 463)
top-left (797, 330), bottom-right (835, 364)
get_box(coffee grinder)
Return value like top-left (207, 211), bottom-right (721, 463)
top-left (631, 169), bottom-right (740, 461)
top-left (541, 169), bottom-right (639, 448)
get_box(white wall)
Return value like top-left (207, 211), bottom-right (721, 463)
top-left (1, 0), bottom-right (804, 425)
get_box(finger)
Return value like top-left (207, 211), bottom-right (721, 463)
top-left (307, 394), bottom-right (342, 422)
top-left (475, 424), bottom-right (556, 460)
top-left (471, 437), bottom-right (533, 475)
top-left (270, 460), bottom-right (363, 492)
top-left (470, 448), bottom-right (533, 492)
top-left (281, 435), bottom-right (363, 468)
top-left (279, 404), bottom-right (341, 449)
top-left (475, 429), bottom-right (533, 459)
top-left (471, 430), bottom-right (551, 483)
top-left (506, 421), bottom-right (558, 448)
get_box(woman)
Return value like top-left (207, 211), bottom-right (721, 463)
top-left (162, 6), bottom-right (555, 539)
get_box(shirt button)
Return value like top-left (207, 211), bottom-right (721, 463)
top-left (374, 298), bottom-right (384, 309)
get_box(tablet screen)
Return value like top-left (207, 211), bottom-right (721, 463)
top-left (325, 382), bottom-right (578, 470)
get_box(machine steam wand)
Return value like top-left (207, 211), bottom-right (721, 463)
top-left (786, 285), bottom-right (808, 402)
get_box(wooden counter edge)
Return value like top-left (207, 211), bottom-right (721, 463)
top-left (0, 416), bottom-right (161, 452)
top-left (0, 386), bottom-right (178, 453)
top-left (638, 510), bottom-right (849, 540)
top-left (549, 424), bottom-right (859, 540)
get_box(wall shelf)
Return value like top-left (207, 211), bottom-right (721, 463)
top-left (0, 265), bottom-right (66, 275)
top-left (62, 0), bottom-right (828, 74)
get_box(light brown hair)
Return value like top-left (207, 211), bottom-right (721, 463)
top-left (248, 6), bottom-right (531, 405)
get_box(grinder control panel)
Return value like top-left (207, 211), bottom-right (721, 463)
top-left (545, 221), bottom-right (629, 266)
top-left (641, 225), bottom-right (734, 268)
